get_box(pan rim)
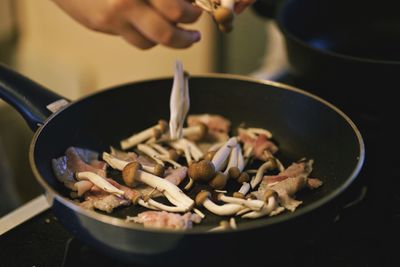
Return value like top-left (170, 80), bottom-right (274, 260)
top-left (29, 73), bottom-right (365, 235)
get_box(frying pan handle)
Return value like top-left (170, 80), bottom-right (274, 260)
top-left (0, 64), bottom-right (68, 131)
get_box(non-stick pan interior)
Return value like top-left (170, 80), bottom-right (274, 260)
top-left (31, 76), bottom-right (364, 230)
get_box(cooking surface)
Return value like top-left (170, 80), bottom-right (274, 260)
top-left (0, 73), bottom-right (399, 266)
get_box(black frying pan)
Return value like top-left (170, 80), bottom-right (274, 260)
top-left (0, 64), bottom-right (364, 265)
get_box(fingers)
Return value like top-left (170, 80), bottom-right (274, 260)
top-left (148, 0), bottom-right (202, 24)
top-left (234, 0), bottom-right (256, 14)
top-left (128, 1), bottom-right (201, 48)
top-left (118, 24), bottom-right (156, 50)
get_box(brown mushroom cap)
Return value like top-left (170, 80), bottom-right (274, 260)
top-left (195, 190), bottom-right (211, 206)
top-left (237, 172), bottom-right (250, 184)
top-left (153, 164), bottom-right (165, 177)
top-left (122, 162), bottom-right (142, 187)
top-left (218, 23), bottom-right (233, 33)
top-left (232, 192), bottom-right (245, 199)
top-left (228, 166), bottom-right (241, 179)
top-left (213, 7), bottom-right (233, 25)
top-left (209, 172), bottom-right (228, 190)
top-left (153, 128), bottom-right (162, 139)
top-left (203, 150), bottom-right (216, 161)
top-left (188, 160), bottom-right (216, 182)
top-left (158, 119), bottom-right (168, 133)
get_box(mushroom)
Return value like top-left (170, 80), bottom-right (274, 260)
top-left (120, 120), bottom-right (168, 150)
top-left (147, 143), bottom-right (183, 168)
top-left (188, 137), bottom-right (237, 182)
top-left (223, 144), bottom-right (239, 176)
top-left (137, 144), bottom-right (165, 166)
top-left (122, 162), bottom-right (194, 210)
top-left (182, 122), bottom-right (208, 141)
top-left (102, 152), bottom-right (165, 177)
top-left (169, 60), bottom-right (190, 140)
top-left (232, 182), bottom-right (250, 199)
top-left (250, 158), bottom-right (278, 189)
top-left (218, 193), bottom-right (265, 211)
top-left (213, 0), bottom-right (236, 33)
top-left (208, 217), bottom-right (237, 232)
top-left (195, 190), bottom-right (244, 216)
top-left (137, 198), bottom-right (189, 213)
top-left (242, 190), bottom-right (281, 219)
top-left (169, 138), bottom-right (204, 165)
top-left (75, 171), bottom-right (124, 196)
top-left (208, 171), bottom-right (229, 190)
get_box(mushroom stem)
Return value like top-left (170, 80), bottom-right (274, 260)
top-left (212, 137), bottom-right (237, 172)
top-left (103, 152), bottom-right (164, 176)
top-left (238, 182), bottom-right (250, 195)
top-left (237, 144), bottom-right (245, 172)
top-left (123, 162), bottom-right (194, 210)
top-left (169, 60), bottom-right (190, 140)
top-left (137, 144), bottom-right (165, 166)
top-left (250, 159), bottom-right (278, 189)
top-left (120, 120), bottom-right (167, 150)
top-left (223, 144), bottom-right (239, 175)
top-left (169, 138), bottom-right (204, 163)
top-left (203, 199), bottom-right (244, 216)
top-left (208, 220), bottom-right (231, 232)
top-left (218, 194), bottom-right (265, 211)
top-left (242, 196), bottom-right (279, 219)
top-left (76, 171), bottom-right (124, 196)
top-left (182, 122), bottom-right (208, 141)
top-left (145, 198), bottom-right (190, 212)
top-left (196, 190), bottom-right (244, 216)
top-left (149, 143), bottom-right (170, 156)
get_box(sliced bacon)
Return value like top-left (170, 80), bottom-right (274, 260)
top-left (164, 166), bottom-right (188, 185)
top-left (238, 130), bottom-right (278, 161)
top-left (80, 187), bottom-right (130, 213)
top-left (255, 160), bottom-right (322, 211)
top-left (65, 147), bottom-right (106, 177)
top-left (107, 178), bottom-right (142, 203)
top-left (128, 211), bottom-right (202, 230)
top-left (52, 147), bottom-right (105, 191)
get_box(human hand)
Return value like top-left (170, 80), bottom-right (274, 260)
top-left (234, 0), bottom-right (257, 14)
top-left (52, 0), bottom-right (203, 49)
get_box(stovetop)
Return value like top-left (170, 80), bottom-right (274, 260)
top-left (1, 72), bottom-right (399, 267)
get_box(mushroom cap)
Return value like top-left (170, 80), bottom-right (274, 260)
top-left (209, 172), bottom-right (228, 190)
top-left (195, 190), bottom-right (211, 206)
top-left (152, 128), bottom-right (163, 139)
top-left (158, 119), bottom-right (168, 132)
top-left (203, 150), bottom-right (216, 161)
top-left (218, 23), bottom-right (233, 33)
top-left (153, 164), bottom-right (165, 177)
top-left (232, 192), bottom-right (245, 199)
top-left (122, 162), bottom-right (142, 187)
top-left (188, 160), bottom-right (216, 182)
top-left (228, 166), bottom-right (241, 179)
top-left (213, 7), bottom-right (234, 24)
top-left (237, 172), bottom-right (250, 184)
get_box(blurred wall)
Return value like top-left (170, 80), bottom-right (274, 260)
top-left (13, 0), bottom-right (216, 100)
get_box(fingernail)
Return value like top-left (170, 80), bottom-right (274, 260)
top-left (192, 31), bottom-right (201, 42)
